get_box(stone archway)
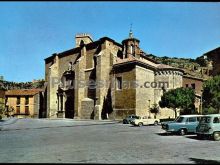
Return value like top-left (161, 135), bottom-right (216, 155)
top-left (57, 70), bottom-right (75, 119)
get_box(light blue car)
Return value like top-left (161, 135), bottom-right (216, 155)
top-left (161, 115), bottom-right (203, 135)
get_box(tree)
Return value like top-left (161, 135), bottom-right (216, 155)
top-left (3, 106), bottom-right (14, 118)
top-left (202, 75), bottom-right (220, 114)
top-left (159, 87), bottom-right (195, 118)
top-left (149, 103), bottom-right (160, 119)
top-left (0, 103), bottom-right (4, 120)
top-left (32, 80), bottom-right (45, 89)
top-left (195, 57), bottom-right (207, 67)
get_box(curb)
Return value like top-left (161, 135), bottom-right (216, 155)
top-left (0, 118), bottom-right (19, 126)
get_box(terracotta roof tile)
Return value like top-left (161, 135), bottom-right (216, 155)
top-left (5, 89), bottom-right (43, 96)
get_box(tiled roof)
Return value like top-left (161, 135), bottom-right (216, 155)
top-left (116, 55), bottom-right (137, 64)
top-left (5, 89), bottom-right (43, 96)
top-left (115, 56), bottom-right (172, 69)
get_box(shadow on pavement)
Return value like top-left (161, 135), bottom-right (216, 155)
top-left (128, 125), bottom-right (160, 128)
top-left (185, 135), bottom-right (213, 141)
top-left (156, 132), bottom-right (175, 136)
top-left (189, 158), bottom-right (220, 164)
top-left (0, 122), bottom-right (119, 132)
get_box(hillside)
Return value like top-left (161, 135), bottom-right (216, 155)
top-left (0, 79), bottom-right (45, 90)
top-left (145, 54), bottom-right (213, 79)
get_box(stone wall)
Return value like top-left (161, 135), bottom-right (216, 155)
top-left (112, 65), bottom-right (136, 119)
top-left (182, 76), bottom-right (203, 95)
top-left (205, 48), bottom-right (220, 76)
top-left (154, 70), bottom-right (183, 119)
top-left (135, 66), bottom-right (155, 117)
top-left (46, 55), bottom-right (59, 118)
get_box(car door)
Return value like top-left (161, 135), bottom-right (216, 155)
top-left (186, 117), bottom-right (198, 132)
top-left (142, 116), bottom-right (148, 125)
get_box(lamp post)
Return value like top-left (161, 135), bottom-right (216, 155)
top-left (148, 100), bottom-right (151, 117)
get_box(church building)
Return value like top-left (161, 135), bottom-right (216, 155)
top-left (44, 31), bottom-right (183, 120)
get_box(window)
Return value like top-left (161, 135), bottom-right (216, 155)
top-left (25, 106), bottom-right (29, 115)
top-left (191, 83), bottom-right (195, 89)
top-left (16, 106), bottom-right (20, 114)
top-left (188, 117), bottom-right (197, 122)
top-left (185, 84), bottom-right (189, 88)
top-left (200, 117), bottom-right (211, 123)
top-left (197, 117), bottom-right (202, 122)
top-left (213, 117), bottom-right (220, 123)
top-left (131, 45), bottom-right (134, 55)
top-left (175, 117), bottom-right (184, 123)
top-left (25, 96), bottom-right (29, 105)
top-left (16, 96), bottom-right (20, 105)
top-left (116, 77), bottom-right (122, 90)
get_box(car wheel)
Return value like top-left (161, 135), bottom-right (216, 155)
top-left (123, 120), bottom-right (127, 124)
top-left (138, 122), bottom-right (143, 127)
top-left (179, 128), bottom-right (187, 136)
top-left (154, 121), bottom-right (158, 126)
top-left (213, 132), bottom-right (220, 141)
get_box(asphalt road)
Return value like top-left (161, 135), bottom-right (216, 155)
top-left (0, 118), bottom-right (220, 164)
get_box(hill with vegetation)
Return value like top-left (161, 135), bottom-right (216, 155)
top-left (0, 79), bottom-right (45, 90)
top-left (146, 54), bottom-right (213, 79)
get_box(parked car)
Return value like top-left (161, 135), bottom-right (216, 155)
top-left (161, 115), bottom-right (203, 135)
top-left (130, 116), bottom-right (159, 126)
top-left (196, 114), bottom-right (220, 141)
top-left (123, 115), bottom-right (140, 124)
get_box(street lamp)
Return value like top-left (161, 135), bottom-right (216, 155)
top-left (148, 100), bottom-right (151, 118)
top-left (148, 100), bottom-right (151, 108)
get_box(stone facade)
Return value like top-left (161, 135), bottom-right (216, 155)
top-left (203, 47), bottom-right (220, 76)
top-left (182, 75), bottom-right (204, 113)
top-left (44, 32), bottom-right (184, 120)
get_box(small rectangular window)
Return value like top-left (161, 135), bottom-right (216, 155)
top-left (17, 96), bottom-right (20, 105)
top-left (189, 117), bottom-right (197, 122)
top-left (16, 106), bottom-right (20, 114)
top-left (116, 77), bottom-right (122, 90)
top-left (191, 83), bottom-right (195, 89)
top-left (25, 96), bottom-right (29, 105)
top-left (25, 106), bottom-right (29, 114)
top-left (213, 117), bottom-right (220, 123)
top-left (186, 84), bottom-right (189, 88)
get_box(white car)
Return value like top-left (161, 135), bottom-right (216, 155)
top-left (131, 116), bottom-right (159, 126)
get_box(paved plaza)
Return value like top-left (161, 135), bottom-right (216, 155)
top-left (0, 118), bottom-right (220, 164)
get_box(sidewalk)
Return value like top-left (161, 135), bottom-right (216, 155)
top-left (43, 117), bottom-right (122, 123)
top-left (0, 117), bottom-right (19, 127)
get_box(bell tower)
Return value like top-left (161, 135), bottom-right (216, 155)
top-left (122, 25), bottom-right (140, 59)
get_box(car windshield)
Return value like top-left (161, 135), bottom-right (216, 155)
top-left (175, 117), bottom-right (184, 123)
top-left (200, 117), bottom-right (211, 123)
top-left (128, 115), bottom-right (139, 119)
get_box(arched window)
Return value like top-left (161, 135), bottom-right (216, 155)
top-left (131, 44), bottom-right (134, 55)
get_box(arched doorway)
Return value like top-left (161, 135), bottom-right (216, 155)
top-left (65, 89), bottom-right (75, 118)
top-left (58, 70), bottom-right (75, 119)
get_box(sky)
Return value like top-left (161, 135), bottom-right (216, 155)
top-left (0, 2), bottom-right (220, 82)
